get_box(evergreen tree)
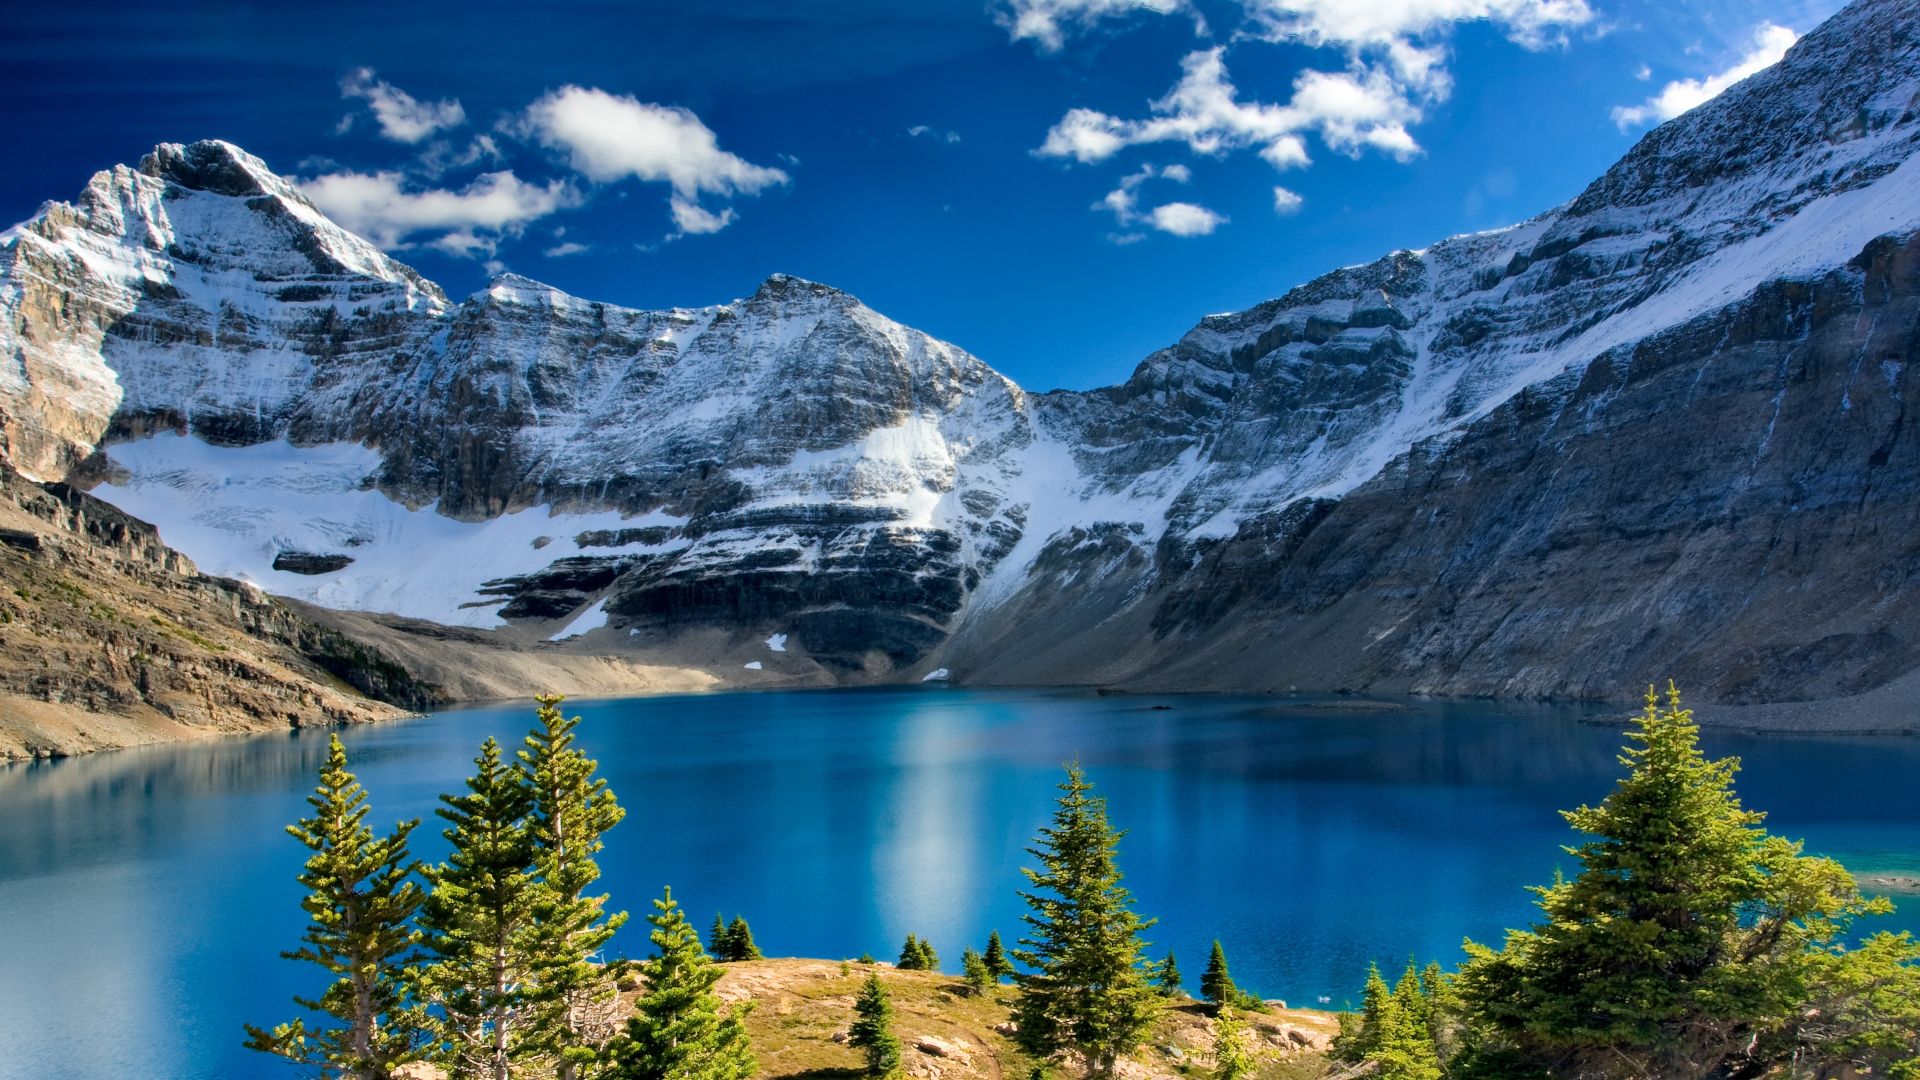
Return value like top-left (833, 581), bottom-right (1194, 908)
top-left (521, 695), bottom-right (628, 1080)
top-left (1210, 1004), bottom-right (1255, 1080)
top-left (1155, 951), bottom-right (1182, 998)
top-left (724, 917), bottom-right (762, 962)
top-left (613, 888), bottom-right (757, 1080)
top-left (1458, 683), bottom-right (1917, 1078)
top-left (710, 914), bottom-right (730, 959)
top-left (1369, 983), bottom-right (1442, 1080)
top-left (1012, 764), bottom-right (1162, 1078)
top-left (963, 948), bottom-right (993, 995)
top-left (984, 930), bottom-right (1012, 981)
top-left (1331, 963), bottom-right (1390, 1064)
top-left (1199, 942), bottom-right (1237, 1015)
top-left (898, 934), bottom-right (932, 971)
top-left (848, 971), bottom-right (904, 1076)
top-left (244, 735), bottom-right (425, 1080)
top-left (916, 937), bottom-right (939, 972)
top-left (417, 737), bottom-right (541, 1080)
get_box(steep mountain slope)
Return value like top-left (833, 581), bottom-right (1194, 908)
top-left (3, 0), bottom-right (1919, 714)
top-left (950, 0), bottom-right (1920, 705)
top-left (0, 463), bottom-right (436, 760)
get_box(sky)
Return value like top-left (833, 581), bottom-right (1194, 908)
top-left (0, 0), bottom-right (1848, 391)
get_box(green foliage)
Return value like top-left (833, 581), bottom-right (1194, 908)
top-left (243, 735), bottom-right (425, 1080)
top-left (1210, 1004), bottom-right (1256, 1080)
top-left (708, 915), bottom-right (761, 962)
top-left (897, 933), bottom-right (938, 971)
top-left (520, 693), bottom-right (629, 1079)
top-left (849, 971), bottom-right (904, 1076)
top-left (984, 930), bottom-right (1012, 980)
top-left (612, 888), bottom-right (757, 1080)
top-left (963, 948), bottom-right (993, 995)
top-left (728, 917), bottom-right (761, 961)
top-left (1330, 963), bottom-right (1390, 1063)
top-left (1456, 683), bottom-right (1920, 1078)
top-left (1155, 950), bottom-right (1183, 998)
top-left (416, 737), bottom-right (543, 1078)
top-left (1200, 941), bottom-right (1237, 1014)
top-left (1012, 764), bottom-right (1162, 1078)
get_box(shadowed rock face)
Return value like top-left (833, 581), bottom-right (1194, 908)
top-left (4, 0), bottom-right (1920, 706)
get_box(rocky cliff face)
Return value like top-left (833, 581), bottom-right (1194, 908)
top-left (3, 0), bottom-right (1919, 707)
top-left (0, 464), bottom-right (440, 760)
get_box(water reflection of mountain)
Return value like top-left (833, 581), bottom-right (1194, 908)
top-left (0, 730), bottom-right (330, 880)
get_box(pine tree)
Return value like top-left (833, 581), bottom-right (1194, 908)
top-left (417, 737), bottom-right (541, 1080)
top-left (1331, 963), bottom-right (1390, 1064)
top-left (915, 937), bottom-right (939, 972)
top-left (1155, 951), bottom-right (1182, 998)
top-left (898, 934), bottom-right (929, 971)
top-left (725, 917), bottom-right (762, 962)
top-left (1200, 941), bottom-right (1237, 1015)
top-left (710, 914), bottom-right (730, 959)
top-left (244, 735), bottom-right (425, 1080)
top-left (1369, 983), bottom-right (1441, 1080)
top-left (963, 948), bottom-right (993, 995)
top-left (613, 888), bottom-right (757, 1080)
top-left (1210, 1004), bottom-right (1255, 1080)
top-left (521, 694), bottom-right (628, 1080)
top-left (849, 971), bottom-right (904, 1076)
top-left (984, 930), bottom-right (1012, 981)
top-left (1012, 764), bottom-right (1162, 1078)
top-left (1458, 683), bottom-right (1913, 1077)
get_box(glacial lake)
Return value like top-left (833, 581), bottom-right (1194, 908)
top-left (4, 687), bottom-right (1920, 1079)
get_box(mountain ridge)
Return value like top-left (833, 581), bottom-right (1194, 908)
top-left (4, 0), bottom-right (1920, 720)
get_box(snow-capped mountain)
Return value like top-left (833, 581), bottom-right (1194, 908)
top-left (4, 0), bottom-right (1920, 704)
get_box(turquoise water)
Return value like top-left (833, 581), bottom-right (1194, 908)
top-left (3, 687), bottom-right (1919, 1079)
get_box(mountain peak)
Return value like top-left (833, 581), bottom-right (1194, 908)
top-left (751, 273), bottom-right (845, 302)
top-left (137, 140), bottom-right (282, 199)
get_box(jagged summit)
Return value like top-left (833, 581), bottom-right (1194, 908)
top-left (4, 0), bottom-right (1920, 707)
top-left (138, 139), bottom-right (282, 198)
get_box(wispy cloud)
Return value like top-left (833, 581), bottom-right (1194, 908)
top-left (908, 124), bottom-right (963, 143)
top-left (1611, 22), bottom-right (1797, 129)
top-left (1039, 47), bottom-right (1411, 170)
top-left (998, 0), bottom-right (1200, 53)
top-left (300, 169), bottom-right (578, 255)
top-left (1271, 186), bottom-right (1303, 214)
top-left (520, 86), bottom-right (787, 237)
top-left (1095, 163), bottom-right (1222, 237)
top-left (340, 68), bottom-right (466, 144)
top-left (1032, 0), bottom-right (1596, 230)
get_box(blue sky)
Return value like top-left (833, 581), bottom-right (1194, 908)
top-left (0, 0), bottom-right (1846, 390)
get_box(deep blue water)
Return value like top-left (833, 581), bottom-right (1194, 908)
top-left (4, 687), bottom-right (1919, 1079)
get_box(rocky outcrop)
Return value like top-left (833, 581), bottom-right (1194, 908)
top-left (3, 0), bottom-right (1920, 716)
top-left (0, 464), bottom-right (439, 760)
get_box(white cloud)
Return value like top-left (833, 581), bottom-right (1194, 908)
top-left (1611, 22), bottom-right (1797, 129)
top-left (999, 0), bottom-right (1196, 53)
top-left (668, 197), bottom-right (736, 235)
top-left (908, 124), bottom-right (963, 143)
top-left (340, 68), bottom-right (466, 144)
top-left (1634, 62), bottom-right (1652, 81)
top-left (544, 241), bottom-right (590, 257)
top-left (1095, 162), bottom-right (1197, 229)
top-left (520, 85), bottom-right (787, 237)
top-left (1238, 0), bottom-right (1595, 51)
top-left (300, 169), bottom-right (578, 254)
top-left (1149, 201), bottom-right (1226, 236)
top-left (1272, 186), bottom-right (1304, 213)
top-left (1039, 48), bottom-right (1419, 169)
